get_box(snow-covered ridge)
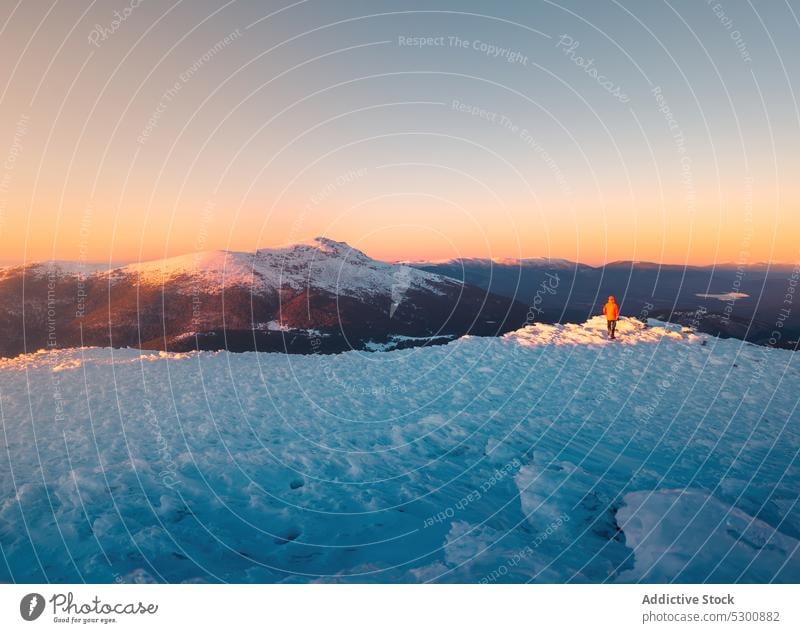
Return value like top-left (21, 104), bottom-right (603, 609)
top-left (109, 250), bottom-right (260, 290)
top-left (0, 317), bottom-right (704, 371)
top-left (97, 237), bottom-right (454, 298)
top-left (0, 260), bottom-right (112, 278)
top-left (408, 256), bottom-right (579, 269)
top-left (0, 238), bottom-right (458, 299)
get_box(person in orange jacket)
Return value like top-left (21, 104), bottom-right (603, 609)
top-left (602, 295), bottom-right (620, 339)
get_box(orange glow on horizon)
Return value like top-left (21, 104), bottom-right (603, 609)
top-left (3, 202), bottom-right (797, 269)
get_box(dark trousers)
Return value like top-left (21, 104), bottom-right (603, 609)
top-left (607, 319), bottom-right (617, 337)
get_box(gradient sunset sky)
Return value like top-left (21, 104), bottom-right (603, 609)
top-left (1, 0), bottom-right (798, 266)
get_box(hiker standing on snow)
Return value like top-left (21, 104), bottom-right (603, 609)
top-left (603, 295), bottom-right (620, 339)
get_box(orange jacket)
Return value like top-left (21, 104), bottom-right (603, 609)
top-left (603, 300), bottom-right (619, 321)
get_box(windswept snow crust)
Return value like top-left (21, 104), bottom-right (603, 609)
top-left (0, 318), bottom-right (798, 583)
top-left (616, 489), bottom-right (800, 583)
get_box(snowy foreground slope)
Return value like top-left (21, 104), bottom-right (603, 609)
top-left (1, 317), bottom-right (798, 583)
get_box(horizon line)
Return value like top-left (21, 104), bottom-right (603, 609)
top-left (1, 241), bottom-right (795, 272)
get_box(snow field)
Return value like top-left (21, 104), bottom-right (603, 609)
top-left (0, 317), bottom-right (798, 582)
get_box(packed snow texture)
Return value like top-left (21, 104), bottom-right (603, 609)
top-left (1, 317), bottom-right (798, 583)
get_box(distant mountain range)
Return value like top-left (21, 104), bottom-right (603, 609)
top-left (0, 238), bottom-right (526, 357)
top-left (411, 258), bottom-right (799, 349)
top-left (2, 240), bottom-right (796, 357)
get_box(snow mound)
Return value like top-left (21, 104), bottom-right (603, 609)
top-left (617, 489), bottom-right (800, 582)
top-left (503, 316), bottom-right (699, 347)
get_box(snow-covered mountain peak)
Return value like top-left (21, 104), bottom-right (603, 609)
top-left (251, 238), bottom-right (449, 298)
top-left (257, 237), bottom-right (372, 264)
top-left (309, 236), bottom-right (365, 258)
top-left (92, 238), bottom-right (454, 300)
